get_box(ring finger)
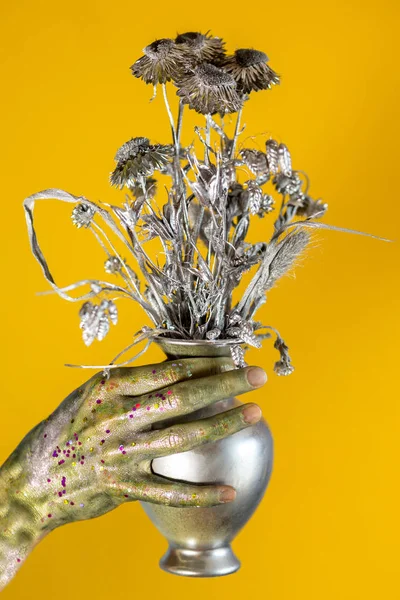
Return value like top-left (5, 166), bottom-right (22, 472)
top-left (120, 403), bottom-right (262, 458)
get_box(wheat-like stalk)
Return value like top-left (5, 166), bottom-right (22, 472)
top-left (26, 31), bottom-right (379, 374)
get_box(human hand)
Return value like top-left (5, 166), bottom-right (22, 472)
top-left (0, 358), bottom-right (266, 588)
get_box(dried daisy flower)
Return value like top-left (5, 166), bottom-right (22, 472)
top-left (104, 256), bottom-right (123, 274)
top-left (130, 38), bottom-right (186, 84)
top-left (71, 203), bottom-right (95, 228)
top-left (222, 49), bottom-right (280, 94)
top-left (110, 137), bottom-right (173, 188)
top-left (176, 63), bottom-right (242, 115)
top-left (175, 31), bottom-right (226, 65)
top-left (296, 196), bottom-right (328, 219)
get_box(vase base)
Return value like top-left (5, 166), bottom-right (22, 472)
top-left (159, 545), bottom-right (240, 577)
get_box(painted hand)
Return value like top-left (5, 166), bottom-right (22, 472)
top-left (0, 358), bottom-right (266, 589)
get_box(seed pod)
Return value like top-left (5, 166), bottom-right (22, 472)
top-left (278, 143), bottom-right (292, 176)
top-left (206, 328), bottom-right (221, 340)
top-left (266, 139), bottom-right (279, 175)
top-left (243, 180), bottom-right (263, 215)
top-left (230, 344), bottom-right (247, 368)
top-left (240, 149), bottom-right (269, 176)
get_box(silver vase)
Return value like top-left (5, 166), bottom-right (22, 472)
top-left (140, 338), bottom-right (273, 577)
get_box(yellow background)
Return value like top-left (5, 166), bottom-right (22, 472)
top-left (1, 0), bottom-right (399, 598)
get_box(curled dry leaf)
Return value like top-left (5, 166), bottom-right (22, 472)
top-left (25, 32), bottom-right (377, 375)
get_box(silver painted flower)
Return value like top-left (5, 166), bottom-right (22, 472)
top-left (104, 256), bottom-right (123, 274)
top-left (71, 203), bottom-right (95, 228)
top-left (176, 62), bottom-right (242, 115)
top-left (223, 49), bottom-right (280, 94)
top-left (175, 31), bottom-right (226, 65)
top-left (297, 196), bottom-right (328, 219)
top-left (110, 137), bottom-right (173, 188)
top-left (130, 38), bottom-right (187, 84)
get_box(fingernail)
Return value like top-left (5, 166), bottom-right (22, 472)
top-left (219, 487), bottom-right (236, 503)
top-left (242, 404), bottom-right (262, 424)
top-left (246, 367), bottom-right (267, 388)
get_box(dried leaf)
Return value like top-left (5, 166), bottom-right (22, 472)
top-left (79, 300), bottom-right (118, 346)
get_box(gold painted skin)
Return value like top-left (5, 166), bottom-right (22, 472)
top-left (0, 358), bottom-right (265, 590)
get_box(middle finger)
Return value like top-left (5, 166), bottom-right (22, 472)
top-left (119, 366), bottom-right (267, 430)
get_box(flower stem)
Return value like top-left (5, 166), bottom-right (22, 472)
top-left (176, 100), bottom-right (184, 149)
top-left (162, 83), bottom-right (178, 150)
top-left (229, 106), bottom-right (243, 159)
top-left (205, 114), bottom-right (211, 165)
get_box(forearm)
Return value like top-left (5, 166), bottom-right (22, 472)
top-left (0, 433), bottom-right (52, 590)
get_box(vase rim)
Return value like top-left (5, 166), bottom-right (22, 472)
top-left (153, 335), bottom-right (242, 348)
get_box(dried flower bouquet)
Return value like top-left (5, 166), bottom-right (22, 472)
top-left (24, 31), bottom-right (379, 374)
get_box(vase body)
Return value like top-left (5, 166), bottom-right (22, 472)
top-left (140, 338), bottom-right (273, 577)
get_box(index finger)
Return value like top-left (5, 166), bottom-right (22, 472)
top-left (103, 357), bottom-right (235, 397)
top-left (113, 366), bottom-right (267, 432)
